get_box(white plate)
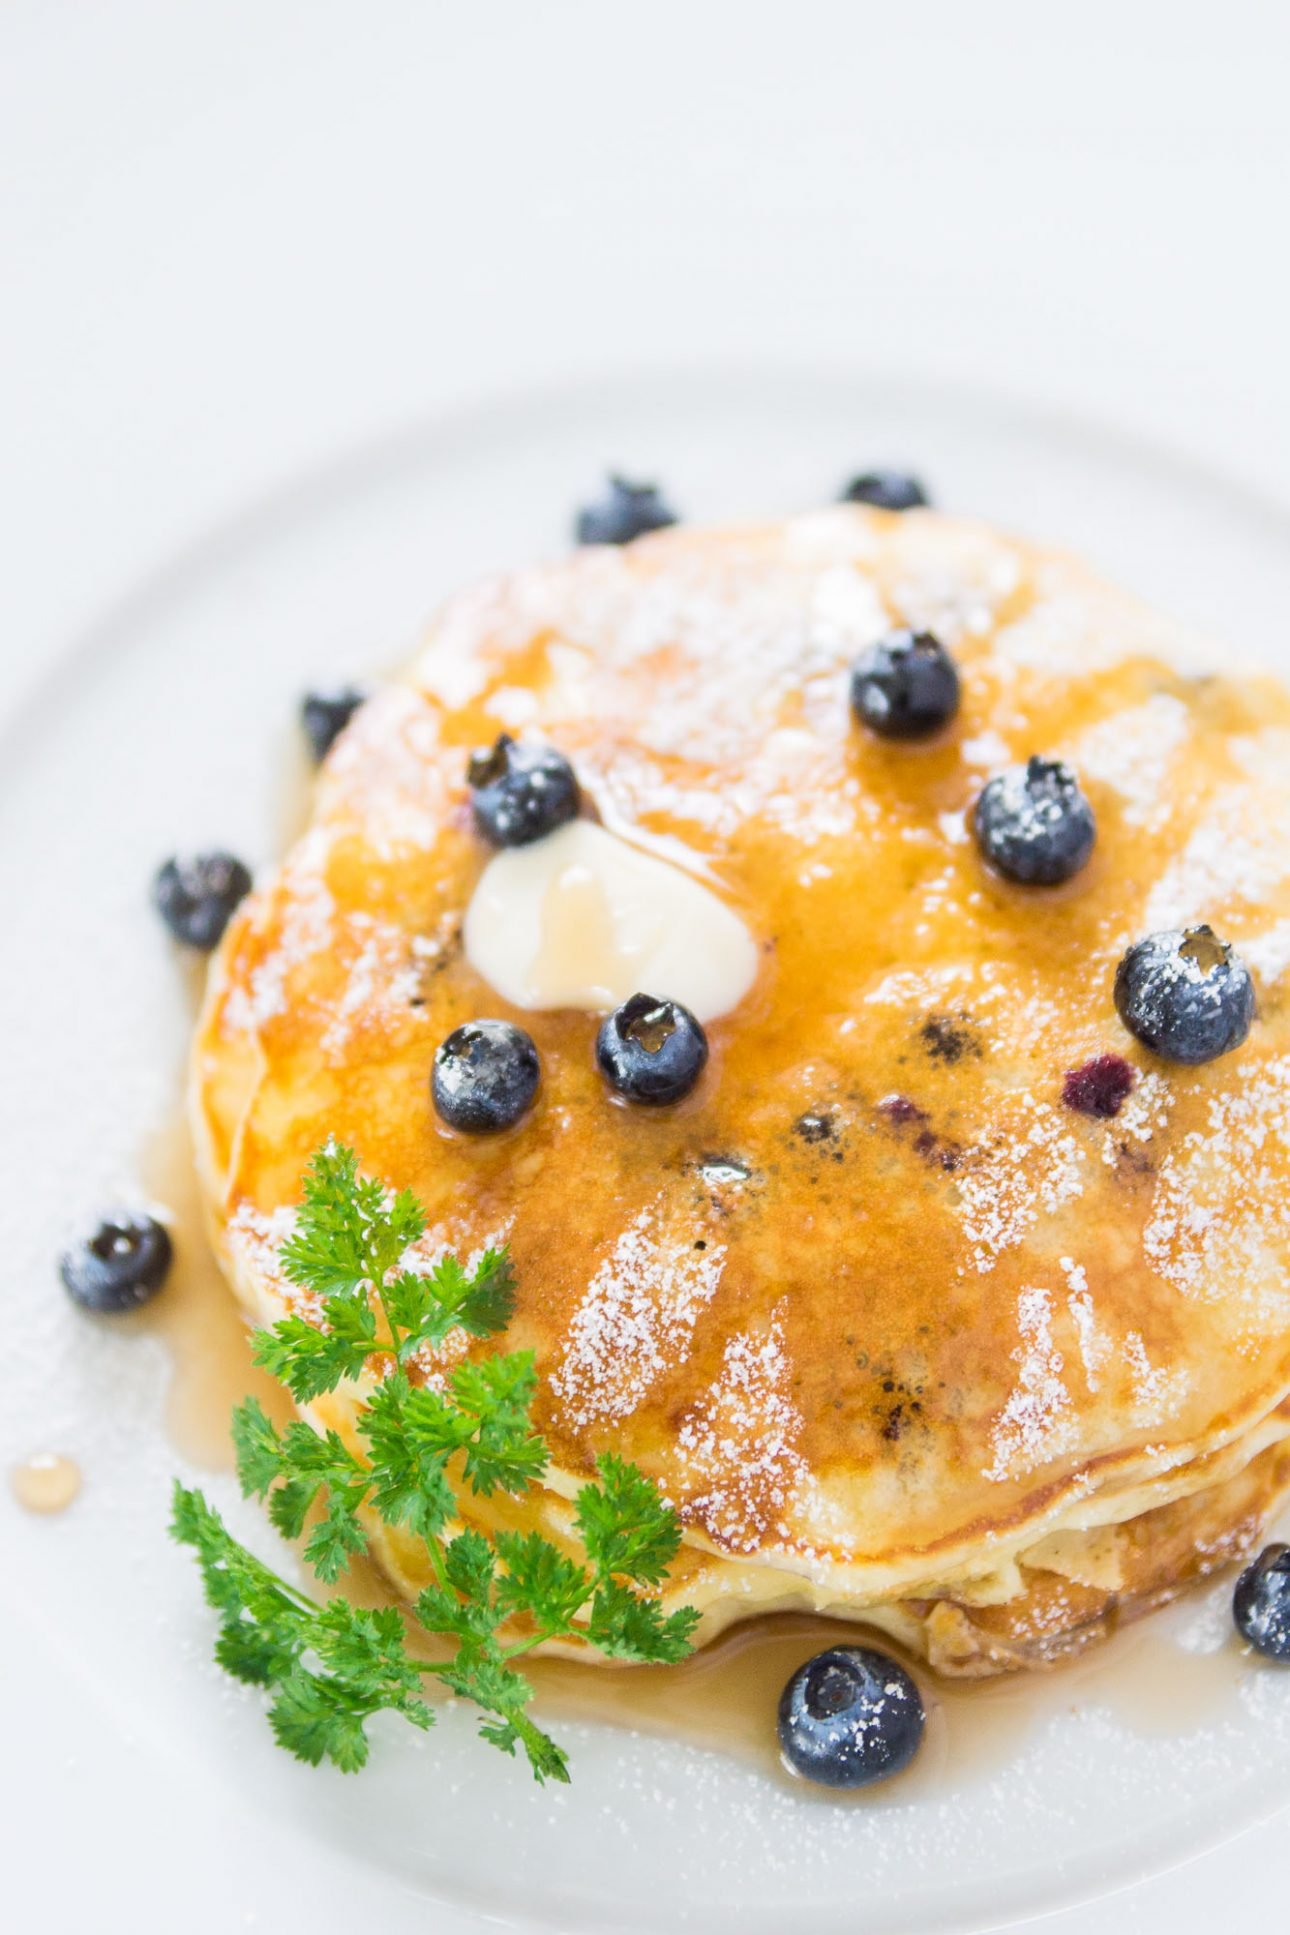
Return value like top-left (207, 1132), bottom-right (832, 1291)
top-left (5, 369), bottom-right (1290, 1934)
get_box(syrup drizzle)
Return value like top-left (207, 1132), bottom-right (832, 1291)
top-left (137, 1108), bottom-right (293, 1470)
top-left (132, 1105), bottom-right (1255, 1797)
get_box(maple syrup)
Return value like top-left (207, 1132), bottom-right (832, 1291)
top-left (136, 1108), bottom-right (293, 1469)
top-left (137, 1093), bottom-right (1254, 1796)
top-left (10, 1453), bottom-right (82, 1515)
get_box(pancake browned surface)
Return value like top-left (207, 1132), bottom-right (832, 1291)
top-left (192, 507), bottom-right (1290, 1674)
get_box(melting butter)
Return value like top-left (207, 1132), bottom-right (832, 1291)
top-left (464, 820), bottom-right (758, 1022)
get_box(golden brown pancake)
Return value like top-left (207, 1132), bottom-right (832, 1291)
top-left (192, 506), bottom-right (1290, 1675)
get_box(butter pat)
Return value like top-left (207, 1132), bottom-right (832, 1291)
top-left (464, 820), bottom-right (758, 1023)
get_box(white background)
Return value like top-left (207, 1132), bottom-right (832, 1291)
top-left (4, 3), bottom-right (1289, 1929)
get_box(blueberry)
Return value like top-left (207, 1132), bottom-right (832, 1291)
top-left (153, 852), bottom-right (253, 949)
top-left (1234, 1544), bottom-right (1290, 1660)
top-left (840, 469), bottom-right (929, 512)
top-left (432, 1020), bottom-right (540, 1133)
top-left (60, 1213), bottom-right (173, 1314)
top-left (778, 1645), bottom-right (925, 1790)
top-left (850, 629), bottom-right (960, 740)
top-left (301, 686), bottom-right (368, 763)
top-left (1114, 925), bottom-right (1255, 1066)
top-left (596, 994), bottom-right (708, 1106)
top-left (575, 474), bottom-right (678, 546)
top-left (467, 735), bottom-right (581, 848)
top-left (973, 756), bottom-right (1096, 886)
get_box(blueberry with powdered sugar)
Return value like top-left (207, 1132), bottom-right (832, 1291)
top-left (1114, 925), bottom-right (1254, 1065)
top-left (467, 734), bottom-right (581, 848)
top-left (1233, 1544), bottom-right (1290, 1660)
top-left (973, 756), bottom-right (1096, 886)
top-left (61, 1212), bottom-right (173, 1313)
top-left (850, 628), bottom-right (960, 740)
top-left (432, 1019), bottom-right (541, 1132)
top-left (778, 1646), bottom-right (924, 1788)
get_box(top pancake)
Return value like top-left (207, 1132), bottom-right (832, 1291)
top-left (193, 506), bottom-right (1290, 1607)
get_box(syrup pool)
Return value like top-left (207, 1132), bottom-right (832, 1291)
top-left (134, 1100), bottom-right (1258, 1799)
top-left (136, 1108), bottom-right (293, 1469)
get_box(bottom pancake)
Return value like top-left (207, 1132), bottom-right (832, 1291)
top-left (344, 1411), bottom-right (1290, 1678)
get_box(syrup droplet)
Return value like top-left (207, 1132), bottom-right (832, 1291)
top-left (11, 1453), bottom-right (81, 1515)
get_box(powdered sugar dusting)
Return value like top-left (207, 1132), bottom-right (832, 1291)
top-left (960, 729), bottom-right (1012, 769)
top-left (809, 562), bottom-right (890, 643)
top-left (673, 1310), bottom-right (809, 1553)
top-left (1062, 1257), bottom-right (1111, 1395)
top-left (1239, 919), bottom-right (1290, 985)
top-left (1145, 782), bottom-right (1290, 932)
top-left (222, 829), bottom-right (336, 1034)
top-left (1071, 694), bottom-right (1190, 828)
top-left (1144, 1054), bottom-right (1290, 1328)
top-left (954, 1099), bottom-right (1086, 1273)
top-left (883, 519), bottom-right (1022, 644)
top-left (550, 1205), bottom-right (726, 1426)
top-left (992, 559), bottom-right (1211, 677)
top-left (227, 1201), bottom-right (302, 1302)
top-left (1121, 1331), bottom-right (1189, 1424)
top-left (318, 914), bottom-right (421, 1060)
top-left (1102, 1070), bottom-right (1173, 1166)
top-left (986, 1287), bottom-right (1077, 1482)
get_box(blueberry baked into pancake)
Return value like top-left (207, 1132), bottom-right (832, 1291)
top-left (132, 485), bottom-right (1290, 1790)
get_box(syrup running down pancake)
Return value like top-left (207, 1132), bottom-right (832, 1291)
top-left (192, 506), bottom-right (1290, 1674)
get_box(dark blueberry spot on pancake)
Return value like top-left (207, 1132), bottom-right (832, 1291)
top-left (575, 474), bottom-right (678, 546)
top-left (1063, 1054), bottom-right (1136, 1118)
top-left (919, 1015), bottom-right (981, 1064)
top-left (878, 1093), bottom-right (960, 1169)
top-left (1112, 1139), bottom-right (1155, 1179)
top-left (914, 1128), bottom-right (962, 1172)
top-left (878, 1093), bottom-right (928, 1125)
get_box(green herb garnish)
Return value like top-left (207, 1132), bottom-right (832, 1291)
top-left (172, 1141), bottom-right (698, 1784)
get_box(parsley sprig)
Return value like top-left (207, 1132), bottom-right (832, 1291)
top-left (172, 1142), bottom-right (698, 1783)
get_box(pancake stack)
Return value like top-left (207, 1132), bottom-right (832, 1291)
top-left (192, 507), bottom-right (1290, 1674)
